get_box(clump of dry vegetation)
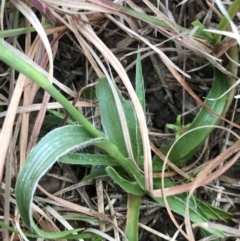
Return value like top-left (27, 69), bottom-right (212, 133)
top-left (0, 0), bottom-right (240, 240)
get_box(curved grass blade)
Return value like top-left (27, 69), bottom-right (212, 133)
top-left (106, 166), bottom-right (145, 195)
top-left (135, 51), bottom-right (145, 112)
top-left (81, 165), bottom-right (108, 182)
top-left (153, 69), bottom-right (228, 171)
top-left (0, 40), bottom-right (103, 139)
top-left (15, 125), bottom-right (106, 238)
top-left (0, 220), bottom-right (97, 240)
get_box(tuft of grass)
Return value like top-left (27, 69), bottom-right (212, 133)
top-left (0, 0), bottom-right (240, 240)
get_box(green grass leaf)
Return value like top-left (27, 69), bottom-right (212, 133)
top-left (15, 125), bottom-right (108, 238)
top-left (0, 220), bottom-right (97, 239)
top-left (214, 0), bottom-right (240, 44)
top-left (59, 153), bottom-right (118, 166)
top-left (96, 79), bottom-right (128, 157)
top-left (82, 165), bottom-right (108, 182)
top-left (106, 166), bottom-right (145, 195)
top-left (192, 21), bottom-right (214, 42)
top-left (135, 51), bottom-right (145, 112)
top-left (151, 182), bottom-right (229, 237)
top-left (47, 110), bottom-right (76, 125)
top-left (0, 40), bottom-right (103, 139)
top-left (153, 69), bottom-right (228, 171)
top-left (96, 78), bottom-right (143, 164)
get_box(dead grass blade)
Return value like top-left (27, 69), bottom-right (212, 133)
top-left (139, 0), bottom-right (180, 33)
top-left (70, 15), bottom-right (136, 164)
top-left (11, 0), bottom-right (54, 82)
top-left (0, 101), bottom-right (91, 118)
top-left (106, 14), bottom-right (190, 78)
top-left (96, 179), bottom-right (105, 233)
top-left (37, 185), bottom-right (127, 240)
top-left (195, 222), bottom-right (240, 237)
top-left (150, 125), bottom-right (240, 241)
top-left (0, 75), bottom-right (26, 184)
top-left (104, 190), bottom-right (121, 241)
top-left (150, 142), bottom-right (190, 179)
top-left (20, 25), bottom-right (32, 177)
top-left (184, 139), bottom-right (240, 240)
top-left (27, 31), bottom-right (64, 151)
top-left (159, 52), bottom-right (240, 128)
top-left (71, 13), bottom-right (151, 177)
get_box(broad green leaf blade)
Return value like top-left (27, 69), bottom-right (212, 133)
top-left (96, 79), bottom-right (128, 157)
top-left (153, 69), bottom-right (228, 171)
top-left (59, 153), bottom-right (118, 166)
top-left (15, 125), bottom-right (105, 238)
top-left (196, 199), bottom-right (230, 221)
top-left (96, 78), bottom-right (143, 164)
top-left (106, 167), bottom-right (145, 195)
top-left (124, 101), bottom-right (143, 165)
top-left (59, 153), bottom-right (119, 182)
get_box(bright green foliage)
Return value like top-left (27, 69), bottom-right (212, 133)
top-left (166, 115), bottom-right (191, 139)
top-left (106, 166), bottom-right (145, 195)
top-left (96, 78), bottom-right (143, 165)
top-left (192, 21), bottom-right (214, 42)
top-left (15, 126), bottom-right (105, 239)
top-left (153, 69), bottom-right (228, 171)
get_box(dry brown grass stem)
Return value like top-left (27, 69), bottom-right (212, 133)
top-left (37, 185), bottom-right (128, 240)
